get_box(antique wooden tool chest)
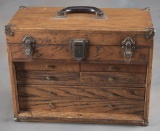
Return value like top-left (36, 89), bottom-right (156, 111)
top-left (5, 6), bottom-right (155, 125)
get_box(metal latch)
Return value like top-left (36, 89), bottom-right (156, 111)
top-left (121, 37), bottom-right (135, 62)
top-left (22, 35), bottom-right (36, 56)
top-left (69, 39), bottom-right (88, 61)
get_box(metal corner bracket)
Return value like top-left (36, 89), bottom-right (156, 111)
top-left (4, 25), bottom-right (14, 36)
top-left (14, 117), bottom-right (20, 122)
top-left (142, 7), bottom-right (150, 11)
top-left (19, 5), bottom-right (27, 9)
top-left (144, 27), bottom-right (156, 39)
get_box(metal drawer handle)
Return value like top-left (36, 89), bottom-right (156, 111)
top-left (46, 65), bottom-right (55, 69)
top-left (109, 66), bottom-right (116, 71)
top-left (56, 6), bottom-right (106, 19)
top-left (46, 76), bottom-right (55, 81)
top-left (108, 77), bottom-right (114, 81)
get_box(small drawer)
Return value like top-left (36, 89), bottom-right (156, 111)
top-left (81, 64), bottom-right (147, 73)
top-left (15, 62), bottom-right (79, 72)
top-left (80, 72), bottom-right (146, 84)
top-left (16, 71), bottom-right (79, 84)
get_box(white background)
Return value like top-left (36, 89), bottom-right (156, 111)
top-left (0, 0), bottom-right (160, 130)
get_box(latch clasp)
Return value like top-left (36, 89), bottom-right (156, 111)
top-left (22, 35), bottom-right (36, 56)
top-left (121, 37), bottom-right (135, 62)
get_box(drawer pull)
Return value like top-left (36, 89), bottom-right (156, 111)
top-left (46, 76), bottom-right (55, 81)
top-left (46, 65), bottom-right (55, 69)
top-left (48, 103), bottom-right (54, 108)
top-left (109, 66), bottom-right (116, 71)
top-left (108, 77), bottom-right (114, 81)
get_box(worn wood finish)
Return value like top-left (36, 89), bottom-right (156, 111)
top-left (5, 7), bottom-right (154, 125)
top-left (6, 31), bottom-right (153, 46)
top-left (17, 111), bottom-right (145, 125)
top-left (81, 72), bottom-right (146, 84)
top-left (7, 45), bottom-right (20, 116)
top-left (15, 62), bottom-right (79, 72)
top-left (10, 44), bottom-right (150, 62)
top-left (18, 85), bottom-right (145, 100)
top-left (81, 63), bottom-right (147, 72)
top-left (18, 85), bottom-right (144, 114)
top-left (8, 8), bottom-right (153, 31)
top-left (17, 71), bottom-right (79, 84)
top-left (144, 47), bottom-right (153, 124)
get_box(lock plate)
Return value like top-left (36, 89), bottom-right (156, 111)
top-left (69, 39), bottom-right (88, 61)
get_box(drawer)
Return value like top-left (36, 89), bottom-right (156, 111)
top-left (18, 85), bottom-right (145, 115)
top-left (80, 72), bottom-right (146, 84)
top-left (10, 44), bottom-right (149, 63)
top-left (81, 63), bottom-right (147, 72)
top-left (16, 71), bottom-right (79, 84)
top-left (15, 62), bottom-right (79, 72)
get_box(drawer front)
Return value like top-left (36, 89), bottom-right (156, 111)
top-left (16, 71), bottom-right (79, 84)
top-left (15, 62), bottom-right (79, 72)
top-left (18, 85), bottom-right (145, 115)
top-left (81, 63), bottom-right (147, 72)
top-left (81, 72), bottom-right (146, 84)
top-left (10, 44), bottom-right (149, 62)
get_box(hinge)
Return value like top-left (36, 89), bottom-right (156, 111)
top-left (121, 37), bottom-right (136, 62)
top-left (4, 25), bottom-right (14, 36)
top-left (144, 27), bottom-right (156, 39)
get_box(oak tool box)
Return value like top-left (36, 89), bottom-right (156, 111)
top-left (4, 6), bottom-right (155, 125)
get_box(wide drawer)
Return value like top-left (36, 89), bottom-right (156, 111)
top-left (81, 72), bottom-right (146, 84)
top-left (18, 85), bottom-right (145, 115)
top-left (10, 44), bottom-right (149, 63)
top-left (15, 62), bottom-right (79, 72)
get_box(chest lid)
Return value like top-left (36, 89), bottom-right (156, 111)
top-left (5, 6), bottom-right (154, 46)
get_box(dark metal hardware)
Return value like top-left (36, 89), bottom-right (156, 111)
top-left (69, 39), bottom-right (88, 61)
top-left (22, 35), bottom-right (36, 56)
top-left (108, 77), bottom-right (114, 81)
top-left (121, 37), bottom-right (136, 62)
top-left (14, 117), bottom-right (19, 122)
top-left (46, 76), bottom-right (55, 81)
top-left (19, 5), bottom-right (27, 9)
top-left (56, 6), bottom-right (106, 19)
top-left (4, 25), bottom-right (14, 36)
top-left (144, 27), bottom-right (155, 39)
top-left (46, 65), bottom-right (55, 69)
top-left (142, 7), bottom-right (150, 11)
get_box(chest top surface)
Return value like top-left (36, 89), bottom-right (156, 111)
top-left (8, 7), bottom-right (153, 31)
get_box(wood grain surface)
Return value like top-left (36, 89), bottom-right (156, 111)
top-left (18, 85), bottom-right (144, 114)
top-left (10, 44), bottom-right (150, 63)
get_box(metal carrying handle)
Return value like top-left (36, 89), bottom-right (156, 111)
top-left (56, 6), bottom-right (106, 19)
